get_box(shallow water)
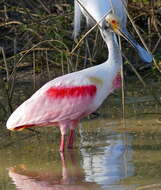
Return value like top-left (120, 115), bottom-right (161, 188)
top-left (0, 96), bottom-right (161, 190)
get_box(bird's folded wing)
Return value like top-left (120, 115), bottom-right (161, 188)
top-left (7, 76), bottom-right (98, 129)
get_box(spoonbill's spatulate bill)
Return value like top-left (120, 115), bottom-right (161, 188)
top-left (74, 0), bottom-right (152, 63)
top-left (7, 13), bottom-right (140, 152)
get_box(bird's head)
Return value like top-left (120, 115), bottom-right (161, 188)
top-left (102, 13), bottom-right (130, 42)
top-left (104, 13), bottom-right (120, 33)
top-left (101, 13), bottom-right (121, 34)
top-left (102, 13), bottom-right (153, 63)
top-left (103, 13), bottom-right (128, 40)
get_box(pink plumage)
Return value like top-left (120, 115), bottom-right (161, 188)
top-left (112, 73), bottom-right (122, 89)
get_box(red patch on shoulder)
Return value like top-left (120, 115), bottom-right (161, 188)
top-left (46, 85), bottom-right (97, 98)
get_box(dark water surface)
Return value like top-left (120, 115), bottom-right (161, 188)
top-left (0, 100), bottom-right (161, 190)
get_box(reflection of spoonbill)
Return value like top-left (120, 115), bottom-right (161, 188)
top-left (74, 0), bottom-right (152, 63)
top-left (7, 13), bottom-right (139, 152)
top-left (8, 152), bottom-right (100, 190)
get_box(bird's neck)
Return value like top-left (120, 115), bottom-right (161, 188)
top-left (105, 33), bottom-right (122, 66)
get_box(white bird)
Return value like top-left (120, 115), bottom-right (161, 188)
top-left (7, 13), bottom-right (138, 152)
top-left (74, 0), bottom-right (152, 63)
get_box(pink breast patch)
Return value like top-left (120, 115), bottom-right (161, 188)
top-left (112, 73), bottom-right (122, 89)
top-left (46, 85), bottom-right (97, 98)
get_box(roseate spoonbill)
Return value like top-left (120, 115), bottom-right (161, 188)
top-left (74, 0), bottom-right (152, 63)
top-left (7, 13), bottom-right (139, 152)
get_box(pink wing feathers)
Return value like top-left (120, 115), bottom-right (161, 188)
top-left (40, 85), bottom-right (97, 122)
top-left (6, 75), bottom-right (97, 130)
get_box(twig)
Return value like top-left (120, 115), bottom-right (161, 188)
top-left (36, 0), bottom-right (51, 14)
top-left (119, 36), bottom-right (126, 127)
top-left (0, 21), bottom-right (22, 27)
top-left (33, 51), bottom-right (36, 90)
top-left (4, 5), bottom-right (9, 21)
top-left (75, 47), bottom-right (80, 71)
top-left (61, 51), bottom-right (64, 75)
top-left (45, 50), bottom-right (51, 80)
top-left (1, 47), bottom-right (9, 82)
top-left (0, 47), bottom-right (13, 113)
top-left (152, 36), bottom-right (161, 53)
top-left (85, 38), bottom-right (93, 66)
top-left (91, 28), bottom-right (99, 59)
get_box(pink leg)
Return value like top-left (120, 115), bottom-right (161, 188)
top-left (59, 122), bottom-right (69, 152)
top-left (67, 120), bottom-right (79, 149)
top-left (59, 134), bottom-right (66, 152)
top-left (67, 129), bottom-right (75, 149)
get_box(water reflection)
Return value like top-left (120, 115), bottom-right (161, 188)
top-left (80, 130), bottom-right (135, 190)
top-left (7, 130), bottom-right (136, 190)
top-left (8, 151), bottom-right (100, 190)
top-left (2, 115), bottom-right (161, 190)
